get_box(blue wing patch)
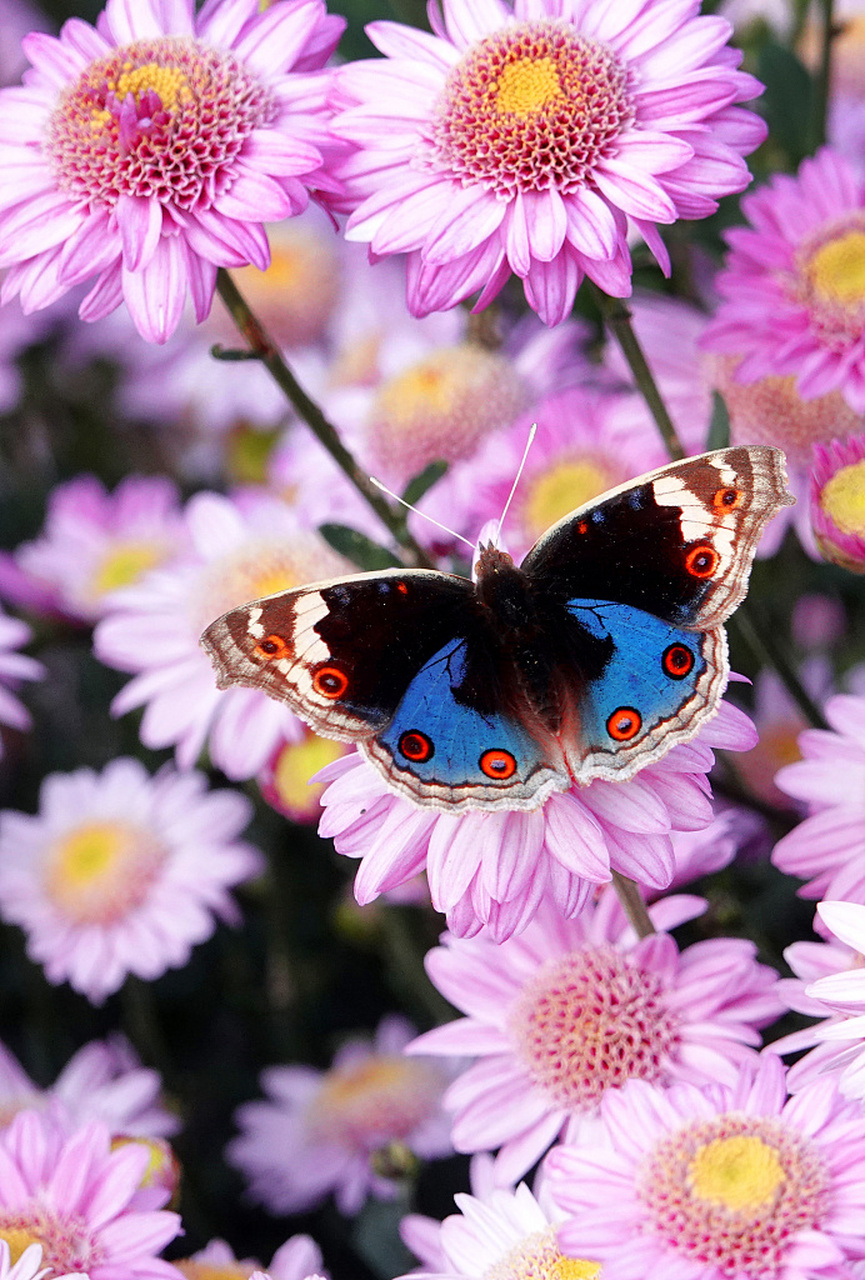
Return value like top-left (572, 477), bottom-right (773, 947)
top-left (365, 639), bottom-right (567, 810)
top-left (566, 599), bottom-right (707, 748)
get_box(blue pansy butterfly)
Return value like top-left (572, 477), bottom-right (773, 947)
top-left (201, 447), bottom-right (793, 812)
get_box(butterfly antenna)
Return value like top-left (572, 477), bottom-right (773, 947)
top-left (496, 422), bottom-right (537, 542)
top-left (369, 476), bottom-right (476, 550)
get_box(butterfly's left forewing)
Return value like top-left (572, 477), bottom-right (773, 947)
top-left (202, 568), bottom-right (477, 742)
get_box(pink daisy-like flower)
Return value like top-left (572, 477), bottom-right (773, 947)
top-left (227, 1014), bottom-right (454, 1216)
top-left (0, 1034), bottom-right (177, 1137)
top-left (316, 700), bottom-right (757, 941)
top-left (408, 889), bottom-right (782, 1182)
top-left (330, 0), bottom-right (766, 325)
top-left (773, 900), bottom-right (865, 1102)
top-left (94, 489), bottom-right (351, 779)
top-left (0, 1240), bottom-right (76, 1280)
top-left (0, 756), bottom-right (263, 1003)
top-left (14, 475), bottom-right (188, 623)
top-left (810, 433), bottom-right (865, 572)
top-left (773, 693), bottom-right (865, 903)
top-left (0, 0), bottom-right (346, 343)
top-left (397, 1180), bottom-right (601, 1280)
top-left (0, 607), bottom-right (42, 759)
top-left (258, 730), bottom-right (349, 824)
top-left (176, 1234), bottom-right (325, 1280)
top-left (546, 1054), bottom-right (865, 1280)
top-left (702, 148), bottom-right (865, 414)
top-left (0, 1107), bottom-right (182, 1280)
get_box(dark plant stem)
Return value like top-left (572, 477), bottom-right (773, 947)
top-left (591, 287), bottom-right (687, 461)
top-left (215, 269), bottom-right (433, 568)
top-left (612, 870), bottom-right (655, 938)
top-left (812, 0), bottom-right (836, 150)
top-left (731, 609), bottom-right (829, 730)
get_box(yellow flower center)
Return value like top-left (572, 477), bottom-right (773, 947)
top-left (495, 56), bottom-right (565, 116)
top-left (523, 459), bottom-right (616, 540)
top-left (46, 821), bottom-right (165, 925)
top-left (807, 231), bottom-right (865, 309)
top-left (688, 1135), bottom-right (785, 1212)
top-left (91, 541), bottom-right (165, 597)
top-left (308, 1053), bottom-right (444, 1151)
top-left (0, 1229), bottom-right (40, 1266)
top-left (177, 1262), bottom-right (249, 1280)
top-left (486, 1227), bottom-right (601, 1280)
top-left (820, 458), bottom-right (865, 534)
top-left (268, 734), bottom-right (344, 819)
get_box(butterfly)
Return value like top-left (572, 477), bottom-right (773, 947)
top-left (201, 446), bottom-right (793, 812)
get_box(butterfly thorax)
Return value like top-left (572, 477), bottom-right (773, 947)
top-left (474, 544), bottom-right (543, 639)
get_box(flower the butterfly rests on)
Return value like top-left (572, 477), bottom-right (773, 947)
top-left (201, 447), bottom-right (793, 813)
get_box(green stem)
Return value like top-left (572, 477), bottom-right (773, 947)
top-left (731, 609), bottom-right (829, 730)
top-left (592, 287), bottom-right (687, 461)
top-left (611, 870), bottom-right (655, 938)
top-left (812, 0), bottom-right (836, 151)
top-left (215, 269), bottom-right (433, 568)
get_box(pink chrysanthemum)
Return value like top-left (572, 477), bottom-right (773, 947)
top-left (0, 757), bottom-right (263, 1003)
top-left (177, 1234), bottom-right (325, 1280)
top-left (546, 1054), bottom-right (865, 1280)
top-left (397, 1180), bottom-right (601, 1280)
top-left (94, 489), bottom-right (351, 779)
top-left (0, 1240), bottom-right (74, 1280)
top-left (258, 731), bottom-right (350, 824)
top-left (0, 607), bottom-right (42, 760)
top-left (0, 0), bottom-right (346, 343)
top-left (0, 1034), bottom-right (177, 1137)
top-left (773, 693), bottom-right (865, 903)
top-left (14, 475), bottom-right (188, 623)
top-left (330, 0), bottom-right (765, 325)
top-left (316, 701), bottom-right (757, 941)
top-left (702, 148), bottom-right (865, 414)
top-left (408, 889), bottom-right (782, 1182)
top-left (227, 1015), bottom-right (454, 1216)
top-left (772, 900), bottom-right (865, 1101)
top-left (810, 433), bottom-right (865, 572)
top-left (0, 1108), bottom-right (182, 1280)
top-left (420, 380), bottom-right (662, 563)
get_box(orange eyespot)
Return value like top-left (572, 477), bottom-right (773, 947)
top-left (685, 544), bottom-right (720, 578)
top-left (663, 644), bottom-right (694, 680)
top-left (713, 485), bottom-right (742, 510)
top-left (312, 666), bottom-right (349, 699)
top-left (399, 730), bottom-right (434, 762)
top-left (396, 581), bottom-right (409, 595)
top-left (254, 633), bottom-right (290, 661)
top-left (577, 521), bottom-right (589, 535)
top-left (607, 707), bottom-right (642, 741)
top-left (479, 748), bottom-right (517, 780)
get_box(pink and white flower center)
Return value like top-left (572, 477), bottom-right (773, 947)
top-left (638, 1114), bottom-right (830, 1277)
top-left (508, 945), bottom-right (678, 1111)
top-left (46, 37), bottom-right (275, 211)
top-left (46, 820), bottom-right (167, 925)
top-left (367, 344), bottom-right (528, 480)
top-left (487, 1226), bottom-right (600, 1280)
top-left (795, 216), bottom-right (865, 348)
top-left (430, 19), bottom-right (634, 196)
top-left (0, 1208), bottom-right (104, 1273)
top-left (306, 1054), bottom-right (444, 1152)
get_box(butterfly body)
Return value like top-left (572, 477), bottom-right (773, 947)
top-left (202, 447), bottom-right (793, 812)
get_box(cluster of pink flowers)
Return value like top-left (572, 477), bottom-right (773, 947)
top-left (2, 0), bottom-right (865, 1279)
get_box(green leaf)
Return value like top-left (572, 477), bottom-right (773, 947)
top-left (319, 522), bottom-right (402, 571)
top-left (707, 390), bottom-right (731, 451)
top-left (757, 40), bottom-right (814, 167)
top-left (402, 459), bottom-right (448, 507)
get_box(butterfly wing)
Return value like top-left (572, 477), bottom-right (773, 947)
top-left (521, 446), bottom-right (793, 630)
top-left (202, 567), bottom-right (568, 809)
top-left (518, 446), bottom-right (793, 783)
